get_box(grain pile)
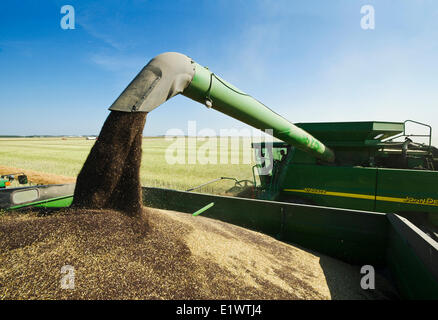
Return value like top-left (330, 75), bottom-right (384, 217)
top-left (72, 111), bottom-right (146, 217)
top-left (0, 208), bottom-right (396, 300)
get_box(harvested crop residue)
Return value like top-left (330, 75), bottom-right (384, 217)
top-left (0, 165), bottom-right (76, 185)
top-left (0, 208), bottom-right (396, 300)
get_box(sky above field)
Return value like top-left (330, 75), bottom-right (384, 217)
top-left (1, 0), bottom-right (437, 143)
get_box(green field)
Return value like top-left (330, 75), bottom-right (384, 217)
top-left (0, 137), bottom-right (258, 194)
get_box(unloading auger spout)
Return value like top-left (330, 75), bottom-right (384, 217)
top-left (109, 52), bottom-right (335, 162)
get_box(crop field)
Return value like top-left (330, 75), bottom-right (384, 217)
top-left (0, 137), bottom-right (257, 194)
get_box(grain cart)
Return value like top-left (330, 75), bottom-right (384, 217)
top-left (1, 52), bottom-right (437, 298)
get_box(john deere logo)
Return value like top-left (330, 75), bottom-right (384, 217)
top-left (404, 197), bottom-right (438, 206)
top-left (304, 188), bottom-right (327, 195)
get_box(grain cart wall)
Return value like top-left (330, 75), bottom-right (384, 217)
top-left (2, 184), bottom-right (437, 298)
top-left (2, 52), bottom-right (437, 298)
top-left (142, 186), bottom-right (438, 299)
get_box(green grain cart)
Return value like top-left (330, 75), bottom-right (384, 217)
top-left (1, 52), bottom-right (437, 298)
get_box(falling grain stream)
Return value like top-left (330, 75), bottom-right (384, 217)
top-left (72, 111), bottom-right (147, 218)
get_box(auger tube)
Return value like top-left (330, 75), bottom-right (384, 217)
top-left (109, 52), bottom-right (335, 162)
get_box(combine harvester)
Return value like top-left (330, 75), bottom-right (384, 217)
top-left (1, 53), bottom-right (437, 299)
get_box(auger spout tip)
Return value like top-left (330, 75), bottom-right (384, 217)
top-left (109, 52), bottom-right (195, 113)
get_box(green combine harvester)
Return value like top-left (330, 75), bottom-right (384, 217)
top-left (1, 52), bottom-right (437, 299)
top-left (253, 120), bottom-right (438, 229)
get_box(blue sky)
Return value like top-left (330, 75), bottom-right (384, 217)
top-left (1, 0), bottom-right (437, 143)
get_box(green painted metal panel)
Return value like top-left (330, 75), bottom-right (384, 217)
top-left (0, 179), bottom-right (7, 188)
top-left (296, 121), bottom-right (404, 143)
top-left (0, 184), bottom-right (75, 210)
top-left (33, 196), bottom-right (73, 208)
top-left (7, 195), bottom-right (73, 210)
top-left (376, 168), bottom-right (438, 223)
top-left (281, 205), bottom-right (387, 265)
top-left (280, 165), bottom-right (377, 211)
top-left (386, 214), bottom-right (438, 299)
